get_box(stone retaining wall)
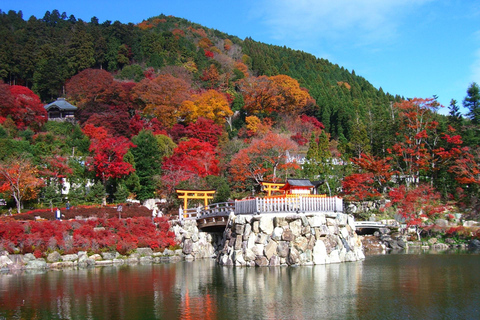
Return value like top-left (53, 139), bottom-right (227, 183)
top-left (174, 213), bottom-right (365, 267)
top-left (217, 213), bottom-right (365, 266)
top-left (171, 220), bottom-right (223, 260)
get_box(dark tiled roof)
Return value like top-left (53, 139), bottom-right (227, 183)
top-left (285, 179), bottom-right (314, 187)
top-left (44, 98), bottom-right (77, 111)
top-left (311, 180), bottom-right (325, 187)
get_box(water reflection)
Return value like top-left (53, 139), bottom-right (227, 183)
top-left (1, 254), bottom-right (480, 319)
top-left (213, 262), bottom-right (364, 319)
top-left (355, 254), bottom-right (480, 319)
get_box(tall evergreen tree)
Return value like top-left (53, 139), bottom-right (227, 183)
top-left (131, 130), bottom-right (163, 201)
top-left (303, 132), bottom-right (331, 180)
top-left (347, 118), bottom-right (371, 158)
top-left (463, 82), bottom-right (480, 124)
top-left (448, 99), bottom-right (462, 128)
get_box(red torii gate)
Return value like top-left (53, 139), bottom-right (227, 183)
top-left (175, 189), bottom-right (216, 210)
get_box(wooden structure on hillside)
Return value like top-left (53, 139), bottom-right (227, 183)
top-left (44, 98), bottom-right (77, 121)
top-left (261, 179), bottom-right (325, 197)
top-left (280, 179), bottom-right (315, 195)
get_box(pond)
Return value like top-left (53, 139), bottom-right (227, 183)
top-left (1, 252), bottom-right (479, 319)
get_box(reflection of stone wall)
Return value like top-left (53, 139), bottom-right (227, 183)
top-left (218, 213), bottom-right (364, 266)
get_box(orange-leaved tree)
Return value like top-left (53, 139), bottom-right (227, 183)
top-left (229, 132), bottom-right (299, 190)
top-left (132, 73), bottom-right (191, 128)
top-left (269, 75), bottom-right (310, 114)
top-left (237, 76), bottom-right (281, 116)
top-left (0, 156), bottom-right (44, 213)
top-left (237, 75), bottom-right (312, 117)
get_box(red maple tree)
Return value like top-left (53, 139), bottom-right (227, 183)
top-left (388, 98), bottom-right (441, 186)
top-left (342, 153), bottom-right (393, 201)
top-left (0, 84), bottom-right (47, 130)
top-left (386, 184), bottom-right (446, 232)
top-left (162, 138), bottom-right (219, 189)
top-left (82, 124), bottom-right (135, 181)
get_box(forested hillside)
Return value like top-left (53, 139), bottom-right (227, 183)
top-left (0, 10), bottom-right (400, 143)
top-left (1, 9), bottom-right (479, 223)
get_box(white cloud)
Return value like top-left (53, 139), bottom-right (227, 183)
top-left (256, 0), bottom-right (433, 48)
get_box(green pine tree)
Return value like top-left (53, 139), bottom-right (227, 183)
top-left (131, 130), bottom-right (163, 201)
top-left (87, 181), bottom-right (106, 204)
top-left (464, 82), bottom-right (480, 125)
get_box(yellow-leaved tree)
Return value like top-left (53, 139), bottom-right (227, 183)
top-left (180, 90), bottom-right (232, 125)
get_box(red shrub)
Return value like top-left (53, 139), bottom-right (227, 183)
top-left (0, 215), bottom-right (177, 255)
top-left (291, 132), bottom-right (308, 146)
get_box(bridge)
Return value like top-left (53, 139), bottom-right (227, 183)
top-left (354, 220), bottom-right (400, 234)
top-left (178, 196), bottom-right (344, 231)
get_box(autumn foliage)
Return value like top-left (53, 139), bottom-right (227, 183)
top-left (180, 90), bottom-right (232, 124)
top-left (162, 138), bottom-right (219, 190)
top-left (83, 124), bottom-right (135, 181)
top-left (66, 69), bottom-right (128, 107)
top-left (388, 98), bottom-right (441, 183)
top-left (1, 10), bottom-right (480, 232)
top-left (238, 75), bottom-right (312, 116)
top-left (0, 84), bottom-right (47, 130)
top-left (229, 132), bottom-right (298, 188)
top-left (386, 184), bottom-right (446, 226)
top-left (0, 157), bottom-right (44, 213)
top-left (450, 148), bottom-right (480, 185)
top-left (0, 217), bottom-right (176, 255)
top-left (342, 173), bottom-right (381, 201)
top-left (132, 73), bottom-right (190, 128)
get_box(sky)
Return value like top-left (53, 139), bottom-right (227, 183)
top-left (2, 0), bottom-right (480, 115)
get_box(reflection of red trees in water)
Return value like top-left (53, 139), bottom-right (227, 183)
top-left (181, 289), bottom-right (217, 320)
top-left (0, 265), bottom-right (218, 319)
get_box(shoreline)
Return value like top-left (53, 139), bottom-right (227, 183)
top-left (361, 234), bottom-right (480, 255)
top-left (2, 241), bottom-right (479, 275)
top-left (0, 247), bottom-right (185, 274)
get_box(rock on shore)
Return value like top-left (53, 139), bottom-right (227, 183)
top-left (0, 248), bottom-right (182, 273)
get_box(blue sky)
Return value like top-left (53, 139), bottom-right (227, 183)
top-left (2, 0), bottom-right (480, 115)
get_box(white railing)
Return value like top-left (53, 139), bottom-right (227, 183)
top-left (178, 198), bottom-right (343, 220)
top-left (178, 207), bottom-right (200, 221)
top-left (234, 196), bottom-right (343, 215)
